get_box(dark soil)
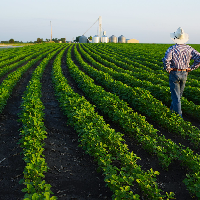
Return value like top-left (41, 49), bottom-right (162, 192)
top-left (0, 62), bottom-right (40, 200)
top-left (71, 44), bottom-right (199, 200)
top-left (0, 50), bottom-right (113, 200)
top-left (41, 54), bottom-right (113, 200)
top-left (0, 45), bottom-right (199, 200)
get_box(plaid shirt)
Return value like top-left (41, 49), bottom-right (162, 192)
top-left (162, 44), bottom-right (200, 72)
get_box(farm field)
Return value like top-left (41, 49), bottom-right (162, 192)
top-left (0, 43), bottom-right (200, 200)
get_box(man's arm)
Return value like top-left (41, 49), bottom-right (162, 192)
top-left (162, 47), bottom-right (173, 73)
top-left (190, 48), bottom-right (200, 71)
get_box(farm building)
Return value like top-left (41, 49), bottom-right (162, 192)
top-left (126, 38), bottom-right (139, 43)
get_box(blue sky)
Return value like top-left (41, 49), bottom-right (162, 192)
top-left (1, 0), bottom-right (200, 43)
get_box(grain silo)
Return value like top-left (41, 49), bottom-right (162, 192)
top-left (101, 35), bottom-right (108, 43)
top-left (118, 35), bottom-right (126, 43)
top-left (92, 35), bottom-right (100, 43)
top-left (109, 35), bottom-right (117, 43)
top-left (79, 35), bottom-right (87, 43)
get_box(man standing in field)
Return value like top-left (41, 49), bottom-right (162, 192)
top-left (162, 27), bottom-right (200, 118)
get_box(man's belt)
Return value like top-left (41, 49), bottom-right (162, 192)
top-left (171, 68), bottom-right (187, 72)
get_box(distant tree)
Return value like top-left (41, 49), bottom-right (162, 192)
top-left (61, 38), bottom-right (66, 43)
top-left (88, 36), bottom-right (92, 40)
top-left (37, 38), bottom-right (43, 43)
top-left (52, 38), bottom-right (59, 43)
top-left (75, 36), bottom-right (81, 42)
top-left (46, 38), bottom-right (50, 42)
top-left (9, 38), bottom-right (14, 43)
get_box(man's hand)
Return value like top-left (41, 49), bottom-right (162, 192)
top-left (187, 68), bottom-right (191, 72)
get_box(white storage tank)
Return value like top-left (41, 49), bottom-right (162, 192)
top-left (109, 35), bottom-right (117, 43)
top-left (118, 35), bottom-right (126, 43)
top-left (92, 35), bottom-right (100, 43)
top-left (79, 35), bottom-right (87, 43)
top-left (101, 35), bottom-right (108, 43)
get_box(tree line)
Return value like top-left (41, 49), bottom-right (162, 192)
top-left (1, 38), bottom-right (66, 44)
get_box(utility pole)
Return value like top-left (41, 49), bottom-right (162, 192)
top-left (50, 21), bottom-right (52, 41)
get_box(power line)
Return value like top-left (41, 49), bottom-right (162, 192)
top-left (83, 18), bottom-right (99, 36)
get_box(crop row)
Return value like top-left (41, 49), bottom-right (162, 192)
top-left (70, 44), bottom-right (200, 198)
top-left (0, 44), bottom-right (59, 79)
top-left (0, 45), bottom-right (44, 68)
top-left (87, 43), bottom-right (200, 90)
top-left (83, 44), bottom-right (200, 105)
top-left (51, 45), bottom-right (177, 199)
top-left (113, 43), bottom-right (200, 77)
top-left (0, 45), bottom-right (61, 114)
top-left (1, 43), bottom-right (199, 199)
top-left (17, 45), bottom-right (65, 199)
top-left (77, 44), bottom-right (200, 147)
top-left (95, 43), bottom-right (200, 76)
top-left (0, 46), bottom-right (27, 61)
top-left (95, 43), bottom-right (200, 87)
top-left (80, 44), bottom-right (200, 119)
